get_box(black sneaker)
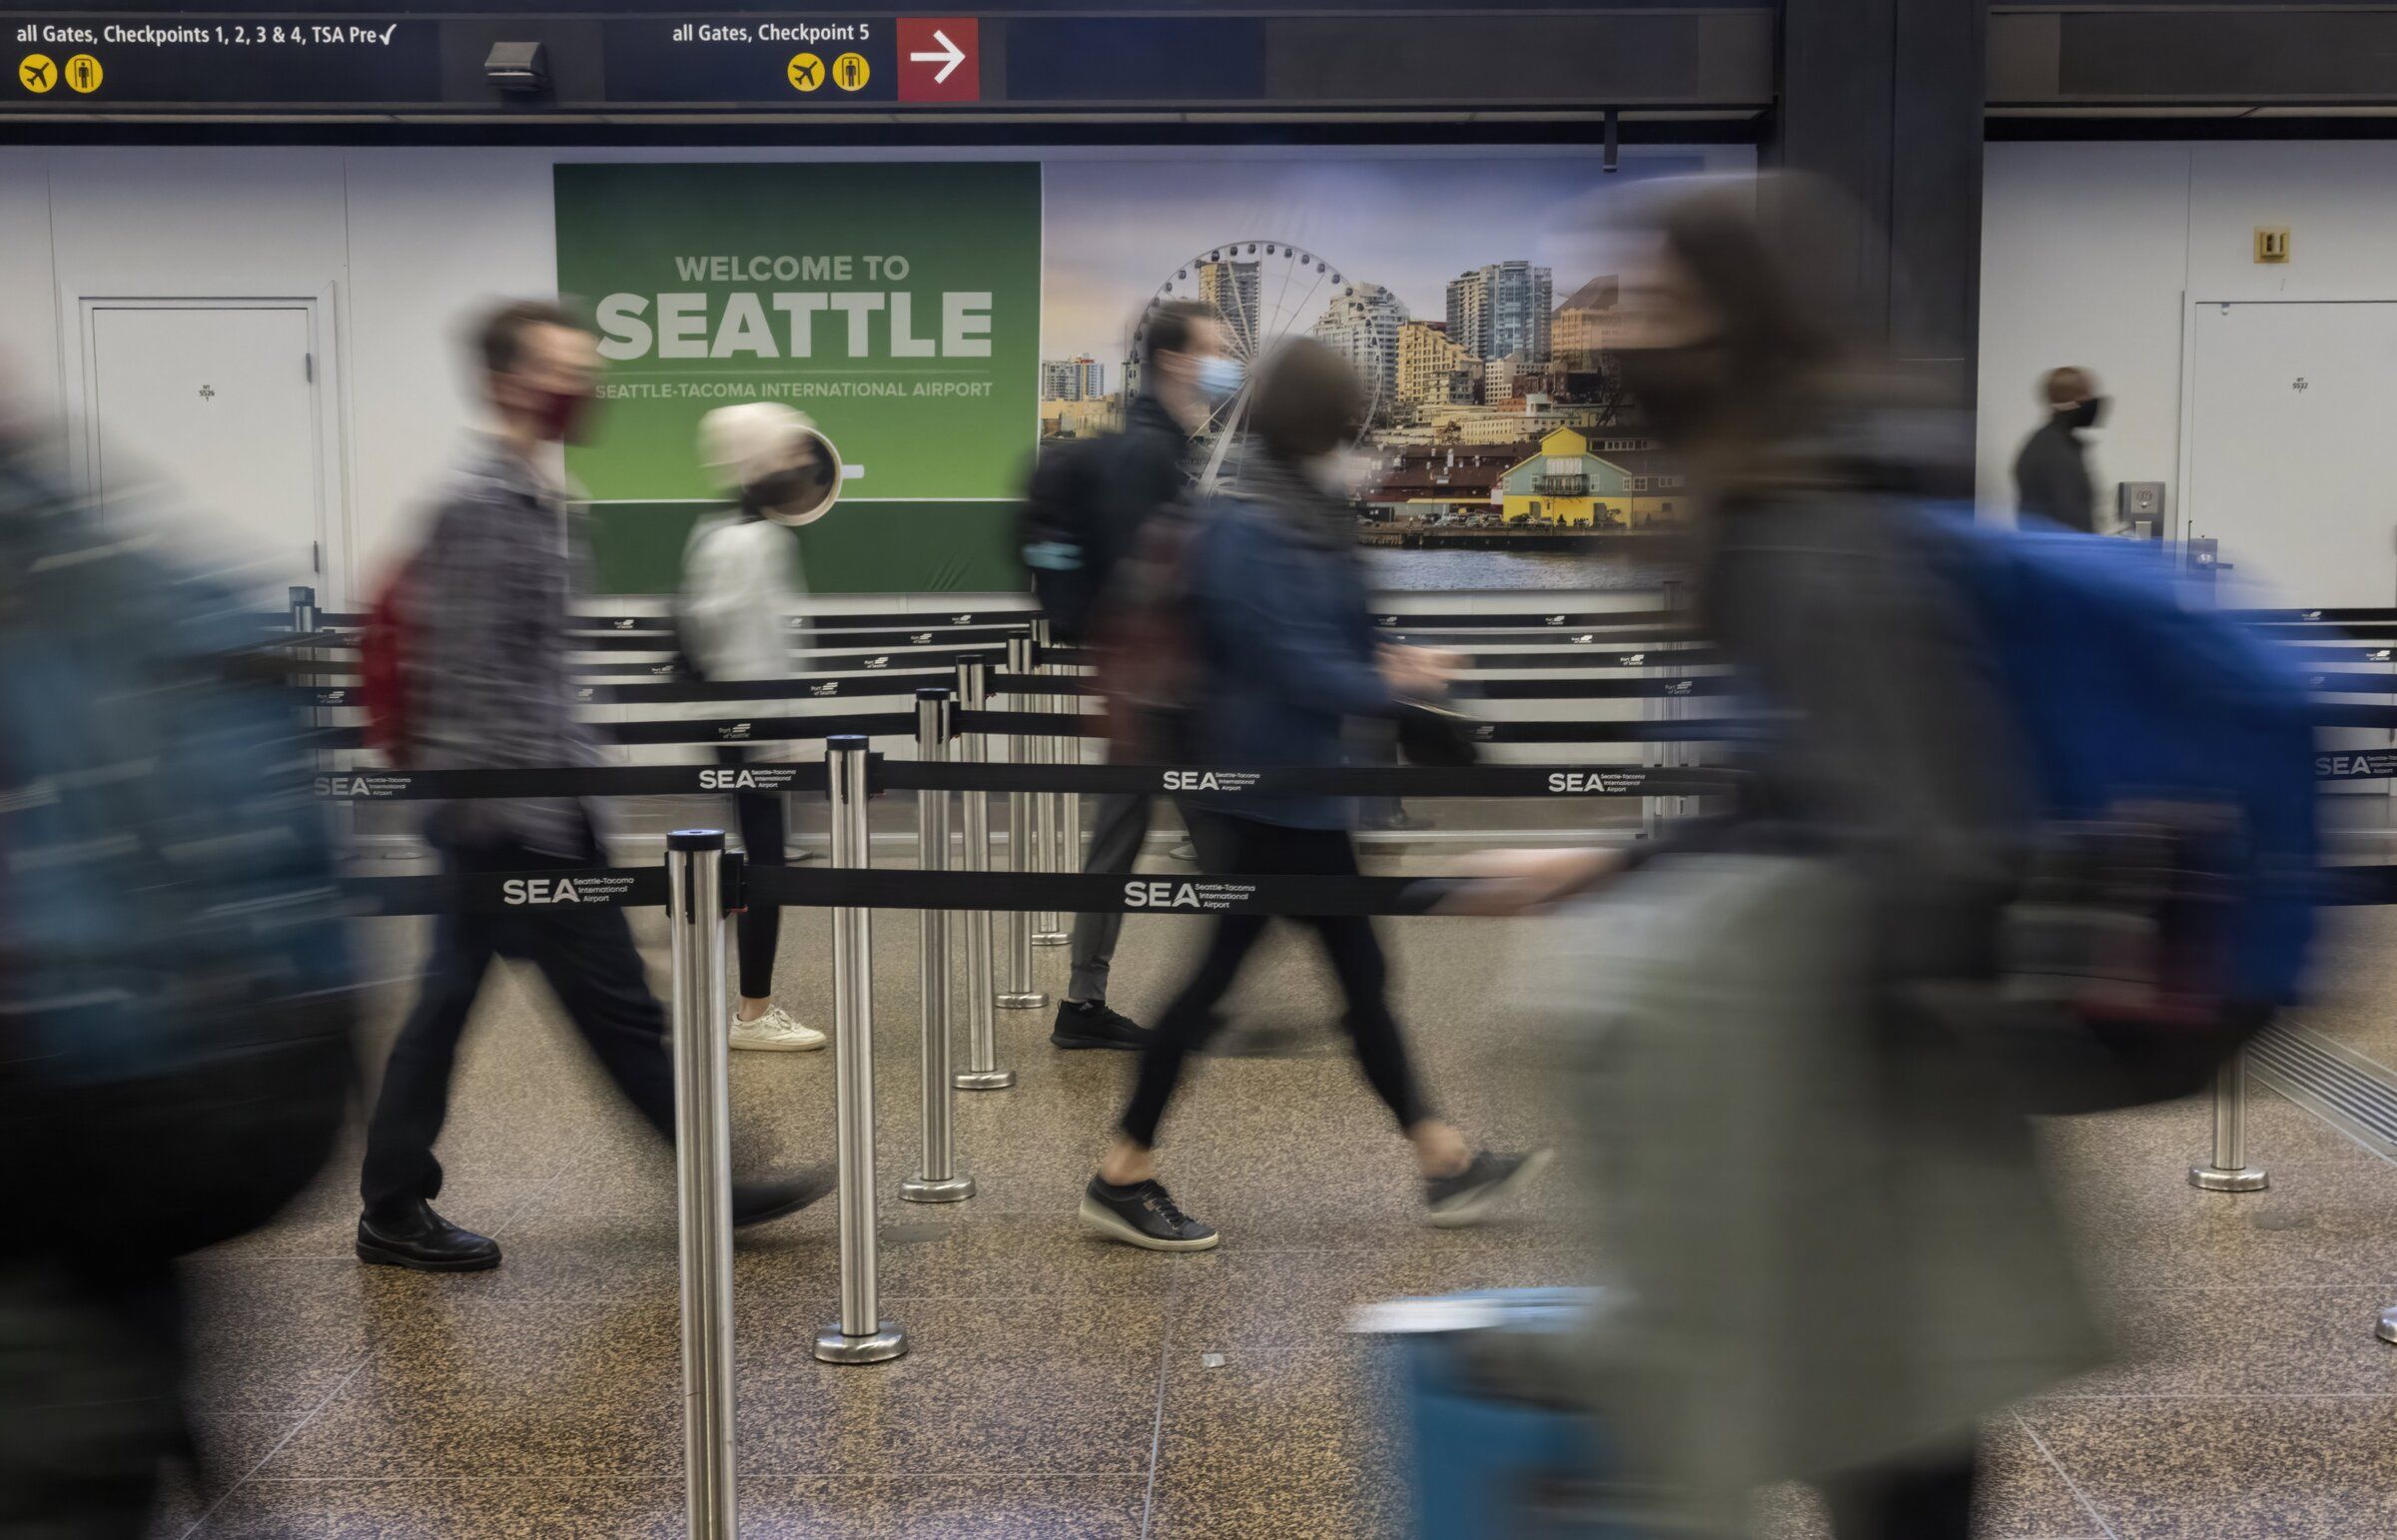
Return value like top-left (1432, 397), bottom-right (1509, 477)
top-left (733, 1166), bottom-right (835, 1228)
top-left (1079, 1175), bottom-right (1219, 1251)
top-left (356, 1199), bottom-right (501, 1272)
top-left (1423, 1149), bottom-right (1552, 1229)
top-left (1052, 999), bottom-right (1153, 1052)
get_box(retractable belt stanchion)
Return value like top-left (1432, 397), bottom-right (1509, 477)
top-left (664, 829), bottom-right (739, 1537)
top-left (902, 690), bottom-right (975, 1202)
top-left (952, 655), bottom-right (1013, 1090)
top-left (2189, 1050), bottom-right (2268, 1192)
top-left (1643, 579), bottom-right (1686, 838)
top-left (997, 634), bottom-right (1050, 1008)
top-left (815, 739), bottom-right (907, 1364)
top-left (1031, 618), bottom-right (1067, 946)
top-left (1055, 622), bottom-right (1086, 871)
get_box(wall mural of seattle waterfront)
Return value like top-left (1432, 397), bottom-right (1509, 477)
top-left (1040, 147), bottom-right (1753, 589)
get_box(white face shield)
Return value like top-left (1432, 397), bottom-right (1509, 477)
top-left (759, 426), bottom-right (844, 527)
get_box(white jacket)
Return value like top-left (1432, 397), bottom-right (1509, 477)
top-left (680, 511), bottom-right (806, 682)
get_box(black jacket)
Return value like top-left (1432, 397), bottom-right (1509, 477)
top-left (1020, 391), bottom-right (1193, 642)
top-left (2011, 415), bottom-right (2095, 533)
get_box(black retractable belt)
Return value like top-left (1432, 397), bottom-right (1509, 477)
top-left (2328, 866), bottom-right (2397, 906)
top-left (605, 711), bottom-right (919, 746)
top-left (872, 760), bottom-right (1741, 799)
top-left (987, 673), bottom-right (1103, 696)
top-left (313, 762), bottom-right (833, 801)
top-left (1450, 675), bottom-right (1735, 701)
top-left (954, 708), bottom-right (1107, 739)
top-left (747, 864), bottom-right (1466, 918)
top-left (1368, 608), bottom-right (1681, 630)
top-left (340, 867), bottom-right (668, 915)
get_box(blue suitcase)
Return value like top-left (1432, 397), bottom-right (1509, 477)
top-left (1358, 1288), bottom-right (1640, 1538)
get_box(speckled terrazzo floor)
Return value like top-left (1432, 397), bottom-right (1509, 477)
top-left (151, 823), bottom-right (2397, 1538)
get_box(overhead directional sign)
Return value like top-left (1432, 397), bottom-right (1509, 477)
top-left (607, 16), bottom-right (903, 104)
top-left (898, 17), bottom-right (979, 102)
top-left (8, 17), bottom-right (436, 103)
top-left (5, 11), bottom-right (1772, 115)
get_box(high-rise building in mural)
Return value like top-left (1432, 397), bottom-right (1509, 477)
top-left (1311, 282), bottom-right (1410, 416)
top-left (1195, 259), bottom-right (1263, 356)
top-left (1551, 274), bottom-right (1622, 366)
top-left (1040, 357), bottom-right (1107, 400)
top-left (1395, 320), bottom-right (1481, 407)
top-left (1445, 260), bottom-right (1553, 364)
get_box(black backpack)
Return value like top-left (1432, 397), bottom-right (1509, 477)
top-left (0, 461), bottom-right (360, 1262)
top-left (1018, 435), bottom-right (1112, 642)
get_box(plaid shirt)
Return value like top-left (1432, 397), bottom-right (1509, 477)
top-left (411, 436), bottom-right (603, 857)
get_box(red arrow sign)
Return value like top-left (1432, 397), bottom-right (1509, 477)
top-left (897, 17), bottom-right (979, 102)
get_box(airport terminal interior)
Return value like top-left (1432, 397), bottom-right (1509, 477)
top-left (14, 2), bottom-right (2397, 1538)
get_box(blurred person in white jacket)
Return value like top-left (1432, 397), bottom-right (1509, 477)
top-left (683, 402), bottom-right (842, 1051)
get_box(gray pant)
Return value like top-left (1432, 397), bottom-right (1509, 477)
top-left (1068, 791), bottom-right (1156, 1002)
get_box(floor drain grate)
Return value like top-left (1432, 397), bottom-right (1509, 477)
top-left (2246, 1021), bottom-right (2397, 1160)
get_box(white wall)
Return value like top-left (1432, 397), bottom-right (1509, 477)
top-left (0, 141), bottom-right (1753, 608)
top-left (1978, 140), bottom-right (2397, 533)
top-left (1, 145), bottom-right (550, 599)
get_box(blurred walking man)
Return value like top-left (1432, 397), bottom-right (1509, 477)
top-left (356, 301), bottom-right (825, 1272)
top-left (1021, 300), bottom-right (1241, 1051)
top-left (2013, 366), bottom-right (2105, 532)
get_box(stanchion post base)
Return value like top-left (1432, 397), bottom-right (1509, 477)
top-left (813, 1321), bottom-right (908, 1365)
top-left (900, 1173), bottom-right (977, 1203)
top-left (2189, 1164), bottom-right (2268, 1192)
top-left (954, 1069), bottom-right (1017, 1092)
top-left (997, 991), bottom-right (1051, 1011)
top-left (1033, 930), bottom-right (1069, 947)
top-left (2377, 1306), bottom-right (2397, 1345)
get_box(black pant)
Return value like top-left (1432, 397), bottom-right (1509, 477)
top-left (0, 1258), bottom-right (182, 1540)
top-left (1118, 809), bottom-right (1427, 1149)
top-left (360, 829), bottom-right (675, 1215)
top-left (732, 788), bottom-right (784, 1000)
top-left (1822, 1450), bottom-right (1978, 1540)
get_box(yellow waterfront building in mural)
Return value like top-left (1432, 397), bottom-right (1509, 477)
top-left (1496, 426), bottom-right (1687, 527)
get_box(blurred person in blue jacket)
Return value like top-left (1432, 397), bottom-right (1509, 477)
top-left (1077, 340), bottom-right (1547, 1253)
top-left (0, 425), bottom-right (358, 1536)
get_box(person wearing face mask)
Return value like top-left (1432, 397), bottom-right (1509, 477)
top-left (1077, 339), bottom-right (1548, 1252)
top-left (1460, 183), bottom-right (2100, 1540)
top-left (355, 302), bottom-right (829, 1273)
top-left (2012, 366), bottom-right (2106, 532)
top-left (1026, 299), bottom-right (1241, 1053)
top-left (681, 403), bottom-right (841, 1053)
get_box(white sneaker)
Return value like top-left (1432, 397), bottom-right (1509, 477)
top-left (729, 1004), bottom-right (826, 1052)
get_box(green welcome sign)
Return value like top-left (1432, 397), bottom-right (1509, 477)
top-left (554, 161), bottom-right (1042, 592)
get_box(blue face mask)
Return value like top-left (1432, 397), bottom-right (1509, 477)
top-left (1195, 355), bottom-right (1245, 404)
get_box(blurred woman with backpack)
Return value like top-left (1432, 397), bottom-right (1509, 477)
top-left (1469, 178), bottom-right (2108, 1539)
top-left (1077, 340), bottom-right (1548, 1253)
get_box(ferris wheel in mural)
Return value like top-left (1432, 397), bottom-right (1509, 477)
top-left (1130, 239), bottom-right (1387, 481)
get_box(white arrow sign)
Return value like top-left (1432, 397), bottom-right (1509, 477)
top-left (910, 28), bottom-right (966, 84)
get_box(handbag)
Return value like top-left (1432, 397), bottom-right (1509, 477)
top-left (1395, 699), bottom-right (1481, 768)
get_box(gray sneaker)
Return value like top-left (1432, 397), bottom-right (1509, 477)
top-left (1424, 1149), bottom-right (1552, 1228)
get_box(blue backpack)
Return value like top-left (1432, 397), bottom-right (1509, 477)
top-left (1918, 510), bottom-right (2317, 1098)
top-left (0, 459), bottom-right (360, 1260)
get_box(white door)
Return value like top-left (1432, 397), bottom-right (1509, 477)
top-left (2184, 301), bottom-right (2397, 608)
top-left (87, 305), bottom-right (324, 594)
top-left (2184, 300), bottom-right (2397, 807)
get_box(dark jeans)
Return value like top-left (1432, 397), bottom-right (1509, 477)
top-left (731, 787), bottom-right (784, 1001)
top-left (360, 827), bottom-right (675, 1215)
top-left (1117, 809), bottom-right (1427, 1149)
top-left (1822, 1450), bottom-right (1978, 1540)
top-left (1067, 789), bottom-right (1154, 1003)
top-left (0, 1259), bottom-right (181, 1540)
